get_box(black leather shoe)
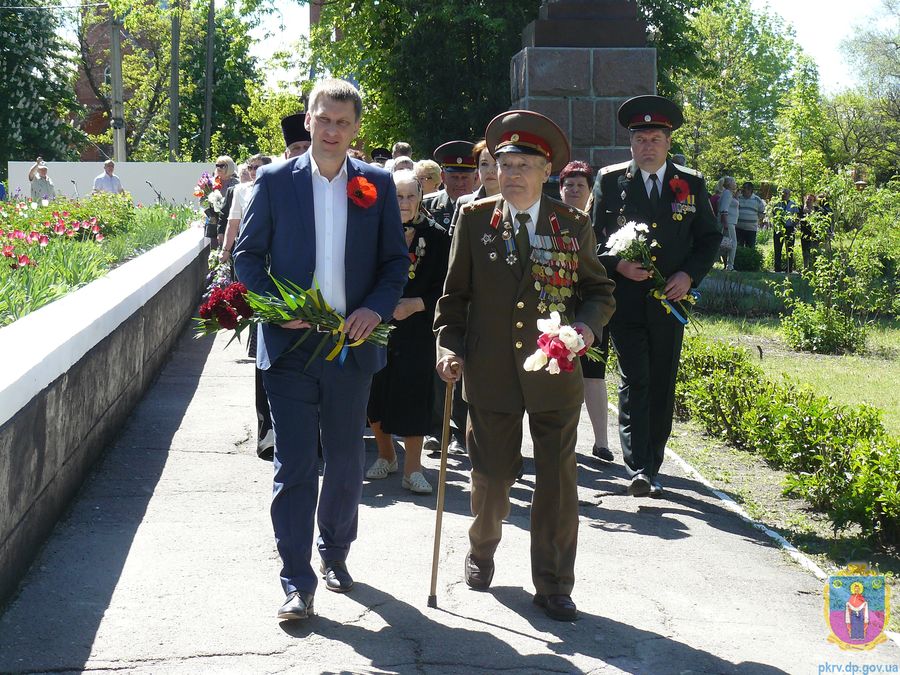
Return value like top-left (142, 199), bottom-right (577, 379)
top-left (320, 560), bottom-right (353, 593)
top-left (464, 553), bottom-right (494, 590)
top-left (533, 593), bottom-right (578, 621)
top-left (423, 436), bottom-right (440, 452)
top-left (649, 479), bottom-right (664, 498)
top-left (277, 591), bottom-right (314, 621)
top-left (592, 445), bottom-right (614, 462)
top-left (628, 473), bottom-right (651, 497)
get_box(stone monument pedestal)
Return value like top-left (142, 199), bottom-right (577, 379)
top-left (510, 0), bottom-right (657, 168)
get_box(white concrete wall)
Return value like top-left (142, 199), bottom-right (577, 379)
top-left (6, 161), bottom-right (232, 207)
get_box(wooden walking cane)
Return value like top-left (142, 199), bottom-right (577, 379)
top-left (427, 366), bottom-right (456, 608)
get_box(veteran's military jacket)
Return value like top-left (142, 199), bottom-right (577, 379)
top-left (434, 194), bottom-right (615, 414)
top-left (422, 189), bottom-right (456, 231)
top-left (591, 159), bottom-right (721, 323)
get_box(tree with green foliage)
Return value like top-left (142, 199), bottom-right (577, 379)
top-left (671, 0), bottom-right (798, 181)
top-left (308, 1), bottom-right (540, 154)
top-left (77, 0), bottom-right (263, 161)
top-left (769, 56), bottom-right (833, 197)
top-left (0, 0), bottom-right (86, 178)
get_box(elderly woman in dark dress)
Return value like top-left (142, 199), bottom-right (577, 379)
top-left (559, 161), bottom-right (614, 463)
top-left (366, 169), bottom-right (451, 494)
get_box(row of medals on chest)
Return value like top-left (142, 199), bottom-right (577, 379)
top-left (486, 210), bottom-right (579, 314)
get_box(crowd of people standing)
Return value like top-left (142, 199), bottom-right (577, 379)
top-left (216, 81), bottom-right (720, 624)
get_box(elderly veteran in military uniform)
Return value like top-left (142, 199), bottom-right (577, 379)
top-left (435, 111), bottom-right (615, 621)
top-left (591, 95), bottom-right (720, 499)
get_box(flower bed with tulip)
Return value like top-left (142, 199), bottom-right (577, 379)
top-left (0, 194), bottom-right (196, 326)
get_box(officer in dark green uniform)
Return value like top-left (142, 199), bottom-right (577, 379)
top-left (423, 141), bottom-right (478, 453)
top-left (591, 95), bottom-right (721, 498)
top-left (422, 141), bottom-right (478, 232)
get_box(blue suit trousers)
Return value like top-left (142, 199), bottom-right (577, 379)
top-left (262, 342), bottom-right (372, 595)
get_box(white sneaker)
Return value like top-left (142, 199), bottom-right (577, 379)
top-left (402, 471), bottom-right (433, 494)
top-left (366, 457), bottom-right (398, 480)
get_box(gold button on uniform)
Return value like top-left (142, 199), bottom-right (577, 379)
top-left (516, 301), bottom-right (525, 309)
top-left (651, 255), bottom-right (657, 261)
top-left (651, 222), bottom-right (658, 228)
top-left (515, 340), bottom-right (523, 349)
top-left (516, 321), bottom-right (524, 328)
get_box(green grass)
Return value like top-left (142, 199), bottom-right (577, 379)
top-left (695, 315), bottom-right (900, 436)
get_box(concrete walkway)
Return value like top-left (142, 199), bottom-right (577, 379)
top-left (1, 330), bottom-right (897, 674)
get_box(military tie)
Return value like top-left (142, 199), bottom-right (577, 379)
top-left (515, 212), bottom-right (531, 271)
top-left (649, 173), bottom-right (660, 211)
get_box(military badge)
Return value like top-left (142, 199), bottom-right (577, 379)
top-left (528, 212), bottom-right (581, 315)
top-left (481, 233), bottom-right (495, 246)
top-left (824, 563), bottom-right (891, 651)
top-left (407, 237), bottom-right (426, 279)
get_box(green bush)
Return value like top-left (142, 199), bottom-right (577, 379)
top-left (780, 301), bottom-right (867, 354)
top-left (733, 245), bottom-right (764, 271)
top-left (676, 337), bottom-right (900, 546)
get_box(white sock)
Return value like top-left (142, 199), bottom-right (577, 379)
top-left (583, 378), bottom-right (609, 448)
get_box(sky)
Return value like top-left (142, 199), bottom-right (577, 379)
top-left (752, 0), bottom-right (884, 93)
top-left (249, 0), bottom-right (886, 94)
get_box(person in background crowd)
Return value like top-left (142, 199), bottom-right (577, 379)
top-left (282, 113), bottom-right (312, 158)
top-left (234, 78), bottom-right (408, 622)
top-left (422, 140), bottom-right (477, 457)
top-left (365, 169), bottom-right (451, 495)
top-left (391, 156), bottom-right (415, 173)
top-left (92, 159), bottom-right (125, 194)
top-left (671, 153), bottom-right (687, 166)
top-left (435, 110), bottom-right (614, 621)
top-left (772, 188), bottom-right (799, 273)
top-left (392, 141), bottom-right (412, 159)
top-left (238, 163), bottom-right (251, 183)
top-left (717, 176), bottom-right (739, 271)
top-left (370, 147), bottom-right (392, 167)
top-left (800, 193), bottom-right (830, 270)
top-left (558, 160), bottom-right (613, 463)
top-left (451, 139), bottom-right (500, 228)
top-left (736, 181), bottom-right (765, 248)
top-left (211, 156), bottom-right (239, 249)
top-left (27, 158), bottom-right (55, 200)
top-left (592, 95), bottom-right (720, 500)
top-left (415, 159), bottom-right (442, 196)
top-left (347, 148), bottom-right (367, 160)
top-left (221, 154), bottom-right (272, 261)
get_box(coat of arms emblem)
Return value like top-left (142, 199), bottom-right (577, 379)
top-left (824, 563), bottom-right (891, 650)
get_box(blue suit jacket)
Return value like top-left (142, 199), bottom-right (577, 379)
top-left (233, 153), bottom-right (409, 373)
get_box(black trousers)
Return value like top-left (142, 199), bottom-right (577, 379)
top-left (773, 227), bottom-right (795, 273)
top-left (610, 318), bottom-right (684, 479)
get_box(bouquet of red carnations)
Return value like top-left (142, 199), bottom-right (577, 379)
top-left (194, 275), bottom-right (394, 364)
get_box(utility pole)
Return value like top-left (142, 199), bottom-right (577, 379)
top-left (110, 12), bottom-right (127, 162)
top-left (201, 0), bottom-right (215, 160)
top-left (168, 0), bottom-right (181, 162)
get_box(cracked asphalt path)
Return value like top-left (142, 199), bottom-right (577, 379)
top-left (1, 330), bottom-right (897, 674)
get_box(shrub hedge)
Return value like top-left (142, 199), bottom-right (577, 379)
top-left (675, 337), bottom-right (900, 547)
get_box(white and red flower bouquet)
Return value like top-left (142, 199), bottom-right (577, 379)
top-left (523, 311), bottom-right (604, 375)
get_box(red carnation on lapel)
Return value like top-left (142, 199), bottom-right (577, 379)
top-left (669, 176), bottom-right (690, 203)
top-left (348, 176), bottom-right (378, 208)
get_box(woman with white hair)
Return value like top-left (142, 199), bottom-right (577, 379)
top-left (365, 169), bottom-right (451, 494)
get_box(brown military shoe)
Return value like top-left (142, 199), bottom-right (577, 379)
top-left (464, 552), bottom-right (494, 590)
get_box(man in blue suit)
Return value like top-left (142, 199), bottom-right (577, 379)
top-left (234, 79), bottom-right (409, 622)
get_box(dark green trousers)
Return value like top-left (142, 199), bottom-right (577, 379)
top-left (466, 404), bottom-right (580, 596)
top-left (610, 318), bottom-right (684, 479)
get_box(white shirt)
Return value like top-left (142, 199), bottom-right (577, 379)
top-left (507, 199), bottom-right (542, 239)
top-left (310, 154), bottom-right (348, 315)
top-left (229, 182), bottom-right (253, 229)
top-left (93, 172), bottom-right (123, 193)
top-left (640, 165), bottom-right (666, 199)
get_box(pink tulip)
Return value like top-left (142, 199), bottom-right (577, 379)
top-left (38, 235), bottom-right (49, 247)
